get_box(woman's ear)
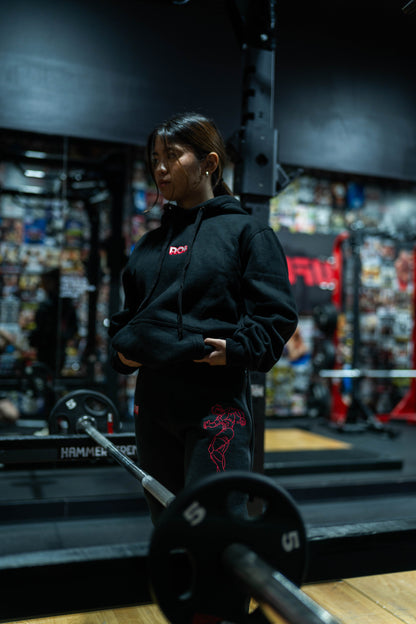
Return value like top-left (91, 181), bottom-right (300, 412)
top-left (205, 152), bottom-right (219, 174)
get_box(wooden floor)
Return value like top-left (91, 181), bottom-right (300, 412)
top-left (264, 427), bottom-right (351, 452)
top-left (304, 571), bottom-right (416, 623)
top-left (9, 570), bottom-right (416, 624)
top-left (5, 427), bottom-right (415, 624)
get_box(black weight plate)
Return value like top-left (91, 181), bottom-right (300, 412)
top-left (49, 389), bottom-right (120, 434)
top-left (313, 303), bottom-right (338, 336)
top-left (148, 471), bottom-right (307, 624)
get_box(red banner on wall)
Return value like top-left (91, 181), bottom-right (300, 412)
top-left (278, 230), bottom-right (338, 314)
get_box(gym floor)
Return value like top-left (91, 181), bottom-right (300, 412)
top-left (5, 570), bottom-right (416, 624)
top-left (1, 413), bottom-right (416, 623)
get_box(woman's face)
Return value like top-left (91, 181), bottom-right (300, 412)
top-left (151, 135), bottom-right (214, 209)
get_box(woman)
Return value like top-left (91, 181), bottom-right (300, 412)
top-left (109, 112), bottom-right (298, 522)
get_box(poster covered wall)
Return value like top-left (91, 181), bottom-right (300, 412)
top-left (266, 172), bottom-right (416, 418)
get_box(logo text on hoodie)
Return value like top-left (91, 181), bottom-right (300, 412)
top-left (169, 245), bottom-right (188, 255)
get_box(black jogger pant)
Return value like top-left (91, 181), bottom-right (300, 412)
top-left (134, 363), bottom-right (254, 524)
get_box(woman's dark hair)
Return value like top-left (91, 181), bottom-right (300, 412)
top-left (146, 112), bottom-right (233, 198)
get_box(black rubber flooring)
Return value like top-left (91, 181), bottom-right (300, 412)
top-left (1, 414), bottom-right (416, 559)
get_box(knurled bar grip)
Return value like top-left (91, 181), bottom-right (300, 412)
top-left (223, 543), bottom-right (341, 624)
top-left (77, 416), bottom-right (176, 508)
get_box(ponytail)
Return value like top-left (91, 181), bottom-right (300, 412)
top-left (212, 175), bottom-right (233, 197)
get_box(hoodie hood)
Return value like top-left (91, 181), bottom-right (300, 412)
top-left (161, 195), bottom-right (248, 226)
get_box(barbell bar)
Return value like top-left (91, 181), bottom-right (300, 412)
top-left (223, 543), bottom-right (339, 624)
top-left (147, 469), bottom-right (340, 624)
top-left (38, 389), bottom-right (341, 623)
top-left (77, 416), bottom-right (175, 508)
top-left (71, 411), bottom-right (341, 623)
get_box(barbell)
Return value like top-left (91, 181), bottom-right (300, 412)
top-left (43, 389), bottom-right (341, 624)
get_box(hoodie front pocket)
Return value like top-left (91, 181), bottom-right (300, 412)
top-left (111, 319), bottom-right (206, 368)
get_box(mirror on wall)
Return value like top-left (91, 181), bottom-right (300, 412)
top-left (0, 128), bottom-right (136, 425)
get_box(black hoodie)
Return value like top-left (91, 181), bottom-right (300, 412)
top-left (109, 195), bottom-right (298, 373)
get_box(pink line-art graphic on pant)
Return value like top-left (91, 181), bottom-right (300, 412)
top-left (203, 404), bottom-right (246, 472)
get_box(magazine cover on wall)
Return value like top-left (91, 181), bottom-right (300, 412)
top-left (124, 161), bottom-right (164, 256)
top-left (337, 232), bottom-right (415, 420)
top-left (267, 175), bottom-right (339, 417)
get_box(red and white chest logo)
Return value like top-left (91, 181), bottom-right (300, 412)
top-left (169, 245), bottom-right (188, 255)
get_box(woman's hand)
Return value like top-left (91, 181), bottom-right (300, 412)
top-left (194, 338), bottom-right (226, 366)
top-left (118, 352), bottom-right (142, 368)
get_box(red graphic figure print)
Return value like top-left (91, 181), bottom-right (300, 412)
top-left (203, 404), bottom-right (246, 472)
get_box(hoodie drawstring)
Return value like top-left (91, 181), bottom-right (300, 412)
top-left (177, 207), bottom-right (205, 340)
